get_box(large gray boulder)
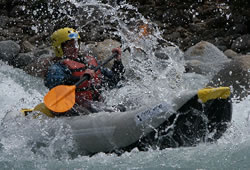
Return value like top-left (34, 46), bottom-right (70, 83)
top-left (12, 48), bottom-right (53, 69)
top-left (80, 39), bottom-right (124, 69)
top-left (184, 41), bottom-right (231, 78)
top-left (207, 55), bottom-right (250, 100)
top-left (22, 48), bottom-right (54, 78)
top-left (0, 40), bottom-right (20, 63)
top-left (12, 52), bottom-right (34, 69)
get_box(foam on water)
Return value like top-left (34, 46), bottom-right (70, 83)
top-left (0, 1), bottom-right (249, 169)
top-left (0, 46), bottom-right (249, 169)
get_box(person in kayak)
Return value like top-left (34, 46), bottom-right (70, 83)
top-left (44, 27), bottom-right (125, 116)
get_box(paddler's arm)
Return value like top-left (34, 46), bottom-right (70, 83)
top-left (111, 48), bottom-right (125, 84)
top-left (44, 62), bottom-right (96, 89)
top-left (44, 63), bottom-right (75, 89)
top-left (101, 48), bottom-right (125, 89)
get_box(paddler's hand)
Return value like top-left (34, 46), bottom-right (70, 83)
top-left (82, 69), bottom-right (95, 80)
top-left (112, 48), bottom-right (122, 61)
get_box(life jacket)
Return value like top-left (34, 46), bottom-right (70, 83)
top-left (62, 56), bottom-right (102, 103)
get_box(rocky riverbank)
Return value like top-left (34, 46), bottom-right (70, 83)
top-left (0, 1), bottom-right (249, 54)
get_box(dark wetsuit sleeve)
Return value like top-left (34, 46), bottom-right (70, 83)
top-left (44, 63), bottom-right (79, 89)
top-left (101, 60), bottom-right (125, 89)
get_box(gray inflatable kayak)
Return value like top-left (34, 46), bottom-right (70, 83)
top-left (20, 87), bottom-right (232, 155)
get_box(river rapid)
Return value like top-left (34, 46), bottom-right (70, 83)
top-left (0, 1), bottom-right (250, 169)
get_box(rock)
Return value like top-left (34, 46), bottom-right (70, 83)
top-left (226, 23), bottom-right (248, 35)
top-left (217, 45), bottom-right (228, 52)
top-left (208, 55), bottom-right (250, 100)
top-left (0, 36), bottom-right (5, 41)
top-left (0, 9), bottom-right (8, 16)
top-left (33, 48), bottom-right (52, 58)
top-left (0, 15), bottom-right (9, 28)
top-left (91, 39), bottom-right (121, 68)
top-left (0, 29), bottom-right (15, 39)
top-left (206, 16), bottom-right (228, 29)
top-left (79, 43), bottom-right (97, 57)
top-left (23, 56), bottom-right (54, 78)
top-left (189, 22), bottom-right (206, 34)
top-left (11, 52), bottom-right (34, 68)
top-left (0, 0), bottom-right (7, 6)
top-left (9, 5), bottom-right (26, 17)
top-left (22, 40), bottom-right (36, 52)
top-left (184, 41), bottom-right (230, 77)
top-left (182, 35), bottom-right (202, 51)
top-left (167, 32), bottom-right (181, 41)
top-left (12, 48), bottom-right (54, 70)
top-left (185, 60), bottom-right (202, 74)
top-left (0, 40), bottom-right (20, 63)
top-left (18, 48), bottom-right (54, 77)
top-left (224, 49), bottom-right (238, 59)
top-left (28, 35), bottom-right (44, 44)
top-left (209, 37), bottom-right (228, 51)
top-left (231, 34), bottom-right (250, 53)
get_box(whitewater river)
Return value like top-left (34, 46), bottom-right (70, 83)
top-left (1, 1), bottom-right (250, 169)
top-left (0, 56), bottom-right (250, 169)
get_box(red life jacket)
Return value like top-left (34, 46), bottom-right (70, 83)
top-left (62, 56), bottom-right (102, 104)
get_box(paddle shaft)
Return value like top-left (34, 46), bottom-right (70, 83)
top-left (75, 52), bottom-right (118, 87)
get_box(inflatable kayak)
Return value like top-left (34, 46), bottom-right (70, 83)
top-left (21, 87), bottom-right (232, 155)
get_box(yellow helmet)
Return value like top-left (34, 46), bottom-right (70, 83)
top-left (51, 27), bottom-right (81, 57)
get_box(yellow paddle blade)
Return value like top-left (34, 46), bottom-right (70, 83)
top-left (21, 103), bottom-right (55, 118)
top-left (33, 103), bottom-right (54, 117)
top-left (44, 85), bottom-right (76, 113)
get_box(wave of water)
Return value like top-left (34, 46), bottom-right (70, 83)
top-left (1, 1), bottom-right (250, 169)
top-left (1, 81), bottom-right (250, 170)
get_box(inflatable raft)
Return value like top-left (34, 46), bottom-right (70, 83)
top-left (21, 87), bottom-right (232, 155)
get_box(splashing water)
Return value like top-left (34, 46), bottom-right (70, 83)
top-left (0, 1), bottom-right (249, 169)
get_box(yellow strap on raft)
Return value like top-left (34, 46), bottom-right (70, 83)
top-left (20, 103), bottom-right (54, 118)
top-left (198, 87), bottom-right (230, 103)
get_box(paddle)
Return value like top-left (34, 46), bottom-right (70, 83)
top-left (44, 52), bottom-right (118, 113)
